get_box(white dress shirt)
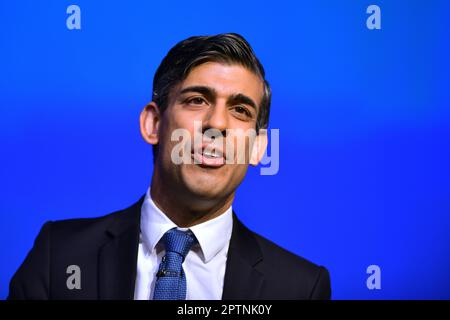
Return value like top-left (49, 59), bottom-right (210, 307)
top-left (134, 188), bottom-right (233, 300)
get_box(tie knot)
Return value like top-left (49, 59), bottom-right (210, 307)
top-left (161, 228), bottom-right (197, 258)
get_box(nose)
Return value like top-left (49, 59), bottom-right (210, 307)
top-left (203, 101), bottom-right (229, 134)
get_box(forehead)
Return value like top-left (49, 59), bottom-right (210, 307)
top-left (179, 62), bottom-right (264, 102)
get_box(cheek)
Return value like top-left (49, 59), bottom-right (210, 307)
top-left (158, 113), bottom-right (201, 166)
top-left (225, 132), bottom-right (255, 164)
top-left (160, 111), bottom-right (194, 144)
top-left (172, 106), bottom-right (205, 128)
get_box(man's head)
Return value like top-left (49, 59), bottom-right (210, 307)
top-left (140, 33), bottom-right (271, 208)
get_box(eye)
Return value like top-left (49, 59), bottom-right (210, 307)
top-left (233, 105), bottom-right (251, 117)
top-left (186, 97), bottom-right (207, 105)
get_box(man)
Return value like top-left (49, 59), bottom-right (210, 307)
top-left (8, 33), bottom-right (331, 300)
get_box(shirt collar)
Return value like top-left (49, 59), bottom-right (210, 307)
top-left (140, 188), bottom-right (233, 263)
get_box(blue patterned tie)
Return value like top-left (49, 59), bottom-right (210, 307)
top-left (152, 228), bottom-right (197, 300)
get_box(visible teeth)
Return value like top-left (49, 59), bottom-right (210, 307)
top-left (203, 149), bottom-right (220, 158)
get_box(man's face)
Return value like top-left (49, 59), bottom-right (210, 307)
top-left (153, 61), bottom-right (266, 201)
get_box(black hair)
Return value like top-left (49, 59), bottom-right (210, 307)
top-left (152, 33), bottom-right (271, 132)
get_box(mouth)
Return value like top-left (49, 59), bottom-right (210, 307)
top-left (191, 145), bottom-right (225, 168)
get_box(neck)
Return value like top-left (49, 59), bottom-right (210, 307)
top-left (150, 173), bottom-right (234, 228)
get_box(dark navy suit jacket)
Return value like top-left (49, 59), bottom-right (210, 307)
top-left (8, 195), bottom-right (331, 300)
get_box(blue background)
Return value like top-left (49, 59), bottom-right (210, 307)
top-left (1, 0), bottom-right (449, 299)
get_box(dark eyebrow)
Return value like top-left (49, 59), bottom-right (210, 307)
top-left (179, 86), bottom-right (217, 102)
top-left (227, 93), bottom-right (258, 112)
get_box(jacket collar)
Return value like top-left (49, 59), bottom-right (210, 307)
top-left (98, 195), bottom-right (144, 299)
top-left (97, 197), bottom-right (265, 300)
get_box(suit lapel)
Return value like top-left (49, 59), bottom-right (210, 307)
top-left (98, 196), bottom-right (144, 299)
top-left (97, 201), bottom-right (264, 299)
top-left (222, 213), bottom-right (265, 300)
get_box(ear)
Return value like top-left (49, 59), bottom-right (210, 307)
top-left (139, 102), bottom-right (160, 145)
top-left (250, 129), bottom-right (268, 166)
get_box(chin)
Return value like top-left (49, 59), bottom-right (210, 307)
top-left (180, 165), bottom-right (229, 199)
